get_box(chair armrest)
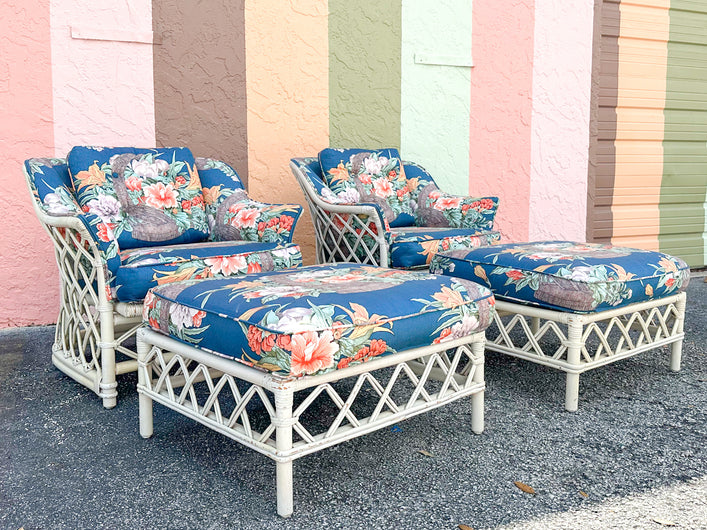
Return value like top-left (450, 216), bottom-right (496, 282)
top-left (24, 158), bottom-right (121, 301)
top-left (289, 158), bottom-right (389, 232)
top-left (416, 187), bottom-right (499, 231)
top-left (209, 190), bottom-right (303, 245)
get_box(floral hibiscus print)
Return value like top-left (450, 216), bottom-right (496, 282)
top-left (69, 147), bottom-right (209, 249)
top-left (319, 148), bottom-right (414, 225)
top-left (143, 264), bottom-right (495, 376)
top-left (431, 241), bottom-right (690, 312)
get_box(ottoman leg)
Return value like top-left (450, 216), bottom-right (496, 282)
top-left (670, 292), bottom-right (687, 372)
top-left (470, 340), bottom-right (485, 434)
top-left (274, 389), bottom-right (295, 518)
top-left (564, 317), bottom-right (584, 412)
top-left (137, 334), bottom-right (154, 439)
top-left (531, 316), bottom-right (540, 334)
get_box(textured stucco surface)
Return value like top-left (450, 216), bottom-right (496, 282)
top-left (661, 0), bottom-right (707, 267)
top-left (245, 0), bottom-right (329, 265)
top-left (50, 0), bottom-right (155, 155)
top-left (152, 0), bottom-right (248, 182)
top-left (401, 0), bottom-right (472, 195)
top-left (469, 0), bottom-right (535, 242)
top-left (528, 0), bottom-right (594, 241)
top-left (586, 0), bottom-right (616, 244)
top-left (0, 1), bottom-right (56, 327)
top-left (329, 0), bottom-right (401, 148)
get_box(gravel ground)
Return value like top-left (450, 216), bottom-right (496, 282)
top-left (0, 276), bottom-right (704, 530)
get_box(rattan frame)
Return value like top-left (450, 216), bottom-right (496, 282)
top-left (486, 292), bottom-right (687, 411)
top-left (137, 328), bottom-right (486, 517)
top-left (290, 158), bottom-right (390, 267)
top-left (24, 167), bottom-right (142, 408)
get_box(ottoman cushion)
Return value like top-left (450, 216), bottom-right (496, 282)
top-left (143, 264), bottom-right (495, 376)
top-left (431, 241), bottom-right (690, 312)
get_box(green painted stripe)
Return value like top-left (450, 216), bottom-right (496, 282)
top-left (328, 0), bottom-right (401, 148)
top-left (661, 0), bottom-right (707, 267)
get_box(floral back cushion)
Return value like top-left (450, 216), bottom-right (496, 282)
top-left (67, 146), bottom-right (209, 249)
top-left (319, 148), bottom-right (415, 227)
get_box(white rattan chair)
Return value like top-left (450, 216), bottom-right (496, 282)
top-left (290, 156), bottom-right (501, 269)
top-left (25, 153), bottom-right (303, 408)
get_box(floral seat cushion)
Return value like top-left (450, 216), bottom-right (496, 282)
top-left (116, 241), bottom-right (302, 302)
top-left (389, 227), bottom-right (501, 269)
top-left (431, 241), bottom-right (691, 313)
top-left (319, 148), bottom-right (415, 227)
top-left (67, 146), bottom-right (209, 249)
top-left (143, 264), bottom-right (495, 376)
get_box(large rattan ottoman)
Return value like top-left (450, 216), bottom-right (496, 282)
top-left (136, 263), bottom-right (495, 517)
top-left (431, 241), bottom-right (690, 412)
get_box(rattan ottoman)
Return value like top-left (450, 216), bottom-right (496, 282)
top-left (431, 241), bottom-right (690, 412)
top-left (136, 264), bottom-right (495, 517)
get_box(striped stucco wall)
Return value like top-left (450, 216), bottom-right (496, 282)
top-left (328, 1), bottom-right (401, 149)
top-left (245, 0), bottom-right (329, 264)
top-left (588, 0), bottom-right (707, 267)
top-left (3, 1), bottom-right (611, 327)
top-left (469, 0), bottom-right (536, 242)
top-left (152, 0), bottom-right (249, 183)
top-left (1, 0), bottom-right (55, 327)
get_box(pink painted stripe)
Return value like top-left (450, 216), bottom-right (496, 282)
top-left (469, 0), bottom-right (535, 243)
top-left (0, 0), bottom-right (56, 327)
top-left (528, 0), bottom-right (594, 241)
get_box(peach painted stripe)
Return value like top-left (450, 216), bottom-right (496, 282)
top-left (245, 1), bottom-right (329, 265)
top-left (610, 0), bottom-right (669, 250)
top-left (1, 0), bottom-right (56, 327)
top-left (528, 0), bottom-right (595, 242)
top-left (469, 0), bottom-right (535, 242)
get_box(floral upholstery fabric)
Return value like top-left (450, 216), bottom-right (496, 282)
top-left (291, 157), bottom-right (388, 227)
top-left (416, 190), bottom-right (498, 230)
top-left (25, 158), bottom-right (81, 217)
top-left (115, 241), bottom-right (302, 302)
top-left (431, 241), bottom-right (691, 313)
top-left (143, 264), bottom-right (495, 377)
top-left (389, 227), bottom-right (501, 269)
top-left (67, 146), bottom-right (209, 249)
top-left (195, 157), bottom-right (302, 245)
top-left (403, 161), bottom-right (499, 230)
top-left (208, 190), bottom-right (301, 244)
top-left (195, 157), bottom-right (244, 231)
top-left (319, 148), bottom-right (415, 227)
top-left (26, 154), bottom-right (304, 303)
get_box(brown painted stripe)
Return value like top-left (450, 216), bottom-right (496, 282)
top-left (588, 0), bottom-right (620, 243)
top-left (152, 0), bottom-right (248, 186)
top-left (610, 0), bottom-right (669, 250)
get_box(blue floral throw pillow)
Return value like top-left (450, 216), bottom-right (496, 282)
top-left (67, 146), bottom-right (209, 249)
top-left (319, 148), bottom-right (415, 227)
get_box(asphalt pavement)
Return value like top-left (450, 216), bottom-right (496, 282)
top-left (0, 276), bottom-right (705, 529)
